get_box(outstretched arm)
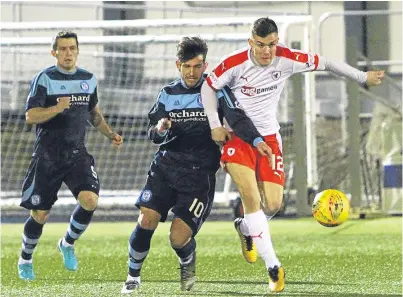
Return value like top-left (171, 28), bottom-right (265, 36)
top-left (318, 56), bottom-right (385, 86)
top-left (89, 105), bottom-right (123, 146)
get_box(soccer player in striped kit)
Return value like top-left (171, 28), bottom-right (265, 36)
top-left (18, 31), bottom-right (123, 280)
top-left (201, 17), bottom-right (385, 293)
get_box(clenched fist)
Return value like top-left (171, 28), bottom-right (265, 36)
top-left (366, 70), bottom-right (385, 86)
top-left (56, 96), bottom-right (70, 113)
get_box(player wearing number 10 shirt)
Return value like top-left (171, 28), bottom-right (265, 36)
top-left (201, 17), bottom-right (385, 293)
top-left (121, 36), bottom-right (264, 294)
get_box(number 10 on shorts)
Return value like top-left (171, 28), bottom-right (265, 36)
top-left (189, 198), bottom-right (204, 218)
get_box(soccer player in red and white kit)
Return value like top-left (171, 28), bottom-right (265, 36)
top-left (201, 17), bottom-right (385, 293)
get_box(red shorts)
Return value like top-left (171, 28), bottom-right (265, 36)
top-left (221, 133), bottom-right (285, 186)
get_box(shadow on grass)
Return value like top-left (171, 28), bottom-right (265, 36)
top-left (328, 222), bottom-right (357, 235)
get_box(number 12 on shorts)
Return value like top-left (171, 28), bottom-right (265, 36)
top-left (271, 154), bottom-right (284, 172)
top-left (189, 198), bottom-right (204, 218)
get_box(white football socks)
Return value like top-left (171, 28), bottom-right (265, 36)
top-left (244, 209), bottom-right (281, 269)
top-left (239, 218), bottom-right (250, 236)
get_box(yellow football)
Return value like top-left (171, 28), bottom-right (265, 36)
top-left (312, 189), bottom-right (350, 227)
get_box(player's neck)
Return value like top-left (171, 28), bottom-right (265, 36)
top-left (56, 64), bottom-right (77, 74)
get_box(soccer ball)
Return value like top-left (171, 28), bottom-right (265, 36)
top-left (312, 189), bottom-right (350, 227)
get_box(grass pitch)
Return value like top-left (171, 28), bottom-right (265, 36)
top-left (1, 217), bottom-right (402, 297)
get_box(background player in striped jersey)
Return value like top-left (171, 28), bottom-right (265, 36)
top-left (121, 36), bottom-right (269, 294)
top-left (201, 17), bottom-right (385, 293)
top-left (18, 31), bottom-right (123, 281)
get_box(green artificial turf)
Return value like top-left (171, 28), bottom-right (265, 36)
top-left (1, 218), bottom-right (402, 296)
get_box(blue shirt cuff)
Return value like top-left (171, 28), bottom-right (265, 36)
top-left (253, 137), bottom-right (264, 147)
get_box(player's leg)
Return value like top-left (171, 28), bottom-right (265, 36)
top-left (221, 135), bottom-right (260, 263)
top-left (171, 171), bottom-right (215, 291)
top-left (170, 219), bottom-right (196, 291)
top-left (121, 206), bottom-right (161, 294)
top-left (121, 163), bottom-right (174, 294)
top-left (61, 152), bottom-right (100, 271)
top-left (256, 133), bottom-right (285, 292)
top-left (18, 157), bottom-right (61, 280)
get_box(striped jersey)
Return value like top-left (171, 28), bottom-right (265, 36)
top-left (206, 44), bottom-right (319, 136)
top-left (26, 66), bottom-right (98, 158)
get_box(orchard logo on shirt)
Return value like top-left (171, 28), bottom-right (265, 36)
top-left (240, 85), bottom-right (278, 96)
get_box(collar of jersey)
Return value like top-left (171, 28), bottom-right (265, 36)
top-left (56, 65), bottom-right (78, 75)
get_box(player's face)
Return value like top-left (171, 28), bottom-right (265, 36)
top-left (176, 55), bottom-right (207, 88)
top-left (52, 38), bottom-right (79, 71)
top-left (248, 33), bottom-right (279, 66)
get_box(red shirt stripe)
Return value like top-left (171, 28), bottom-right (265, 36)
top-left (276, 45), bottom-right (308, 63)
top-left (213, 49), bottom-right (249, 78)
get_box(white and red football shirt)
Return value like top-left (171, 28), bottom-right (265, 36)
top-left (206, 43), bottom-right (320, 136)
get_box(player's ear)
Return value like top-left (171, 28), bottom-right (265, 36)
top-left (51, 50), bottom-right (57, 57)
top-left (203, 61), bottom-right (208, 72)
top-left (175, 60), bottom-right (181, 71)
top-left (248, 38), bottom-right (253, 47)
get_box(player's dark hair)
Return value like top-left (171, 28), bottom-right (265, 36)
top-left (52, 30), bottom-right (79, 51)
top-left (176, 36), bottom-right (208, 63)
top-left (252, 17), bottom-right (278, 37)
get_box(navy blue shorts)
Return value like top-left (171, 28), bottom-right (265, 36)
top-left (135, 161), bottom-right (216, 236)
top-left (20, 151), bottom-right (100, 210)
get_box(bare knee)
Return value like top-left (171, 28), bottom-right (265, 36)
top-left (137, 208), bottom-right (160, 230)
top-left (78, 191), bottom-right (98, 211)
top-left (169, 219), bottom-right (192, 249)
top-left (30, 210), bottom-right (50, 224)
top-left (262, 201), bottom-right (282, 217)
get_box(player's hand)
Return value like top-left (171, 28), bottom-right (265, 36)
top-left (156, 118), bottom-right (171, 133)
top-left (211, 127), bottom-right (231, 146)
top-left (256, 141), bottom-right (273, 166)
top-left (108, 132), bottom-right (123, 147)
top-left (366, 70), bottom-right (385, 86)
top-left (56, 96), bottom-right (70, 113)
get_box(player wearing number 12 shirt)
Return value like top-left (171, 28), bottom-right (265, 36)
top-left (121, 36), bottom-right (264, 294)
top-left (201, 17), bottom-right (385, 293)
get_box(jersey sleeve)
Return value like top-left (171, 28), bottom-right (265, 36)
top-left (206, 60), bottom-right (236, 91)
top-left (147, 89), bottom-right (170, 143)
top-left (89, 86), bottom-right (99, 111)
top-left (88, 75), bottom-right (99, 111)
top-left (293, 50), bottom-right (319, 74)
top-left (217, 86), bottom-right (263, 146)
top-left (276, 46), bottom-right (320, 75)
top-left (26, 73), bottom-right (48, 111)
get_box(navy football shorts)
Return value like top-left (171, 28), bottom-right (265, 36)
top-left (20, 151), bottom-right (100, 210)
top-left (135, 161), bottom-right (216, 236)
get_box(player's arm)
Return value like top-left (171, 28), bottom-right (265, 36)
top-left (201, 66), bottom-right (234, 144)
top-left (288, 46), bottom-right (384, 86)
top-left (218, 87), bottom-right (272, 158)
top-left (25, 74), bottom-right (70, 124)
top-left (147, 89), bottom-right (171, 144)
top-left (318, 57), bottom-right (384, 86)
top-left (89, 104), bottom-right (123, 146)
top-left (26, 97), bottom-right (70, 124)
